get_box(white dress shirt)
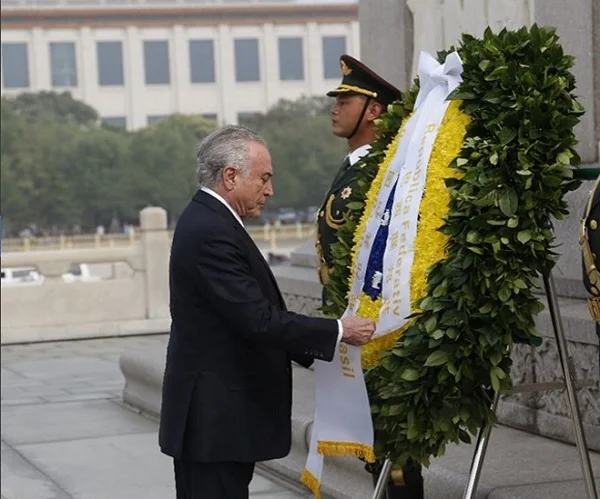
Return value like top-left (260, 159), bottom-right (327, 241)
top-left (200, 187), bottom-right (344, 345)
top-left (201, 187), bottom-right (244, 228)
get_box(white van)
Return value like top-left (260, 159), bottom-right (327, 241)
top-left (0, 267), bottom-right (44, 287)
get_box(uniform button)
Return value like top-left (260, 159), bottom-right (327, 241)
top-left (591, 220), bottom-right (598, 230)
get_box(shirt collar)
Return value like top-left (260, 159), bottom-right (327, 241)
top-left (348, 144), bottom-right (371, 167)
top-left (201, 187), bottom-right (244, 228)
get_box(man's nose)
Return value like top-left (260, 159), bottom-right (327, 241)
top-left (265, 182), bottom-right (274, 197)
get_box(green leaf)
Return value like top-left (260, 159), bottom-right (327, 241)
top-left (478, 60), bottom-right (491, 71)
top-left (517, 230), bottom-right (532, 243)
top-left (468, 246), bottom-right (484, 255)
top-left (466, 231), bottom-right (482, 244)
top-left (432, 329), bottom-right (445, 340)
top-left (425, 350), bottom-right (449, 367)
top-left (507, 217), bottom-right (519, 228)
top-left (492, 366), bottom-right (507, 380)
top-left (498, 128), bottom-right (517, 145)
top-left (459, 429), bottom-right (472, 444)
top-left (388, 404), bottom-right (402, 416)
top-left (499, 188), bottom-right (518, 217)
top-left (479, 303), bottom-right (493, 314)
top-left (401, 368), bottom-right (421, 381)
top-left (425, 316), bottom-right (438, 333)
top-left (498, 286), bottom-right (512, 302)
top-left (407, 424), bottom-right (419, 440)
top-left (490, 152), bottom-right (499, 165)
top-left (490, 370), bottom-right (501, 392)
top-left (346, 201), bottom-right (365, 210)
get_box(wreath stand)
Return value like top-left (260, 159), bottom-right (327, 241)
top-left (372, 273), bottom-right (598, 499)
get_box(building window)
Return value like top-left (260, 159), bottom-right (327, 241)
top-left (97, 41), bottom-right (124, 86)
top-left (189, 40), bottom-right (215, 83)
top-left (234, 39), bottom-right (260, 82)
top-left (278, 37), bottom-right (304, 81)
top-left (50, 42), bottom-right (78, 87)
top-left (102, 116), bottom-right (127, 129)
top-left (143, 40), bottom-right (170, 85)
top-left (322, 36), bottom-right (346, 80)
top-left (147, 115), bottom-right (168, 125)
top-left (1, 42), bottom-right (29, 89)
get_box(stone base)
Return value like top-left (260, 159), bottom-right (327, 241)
top-left (120, 346), bottom-right (166, 419)
top-left (119, 352), bottom-right (600, 499)
top-left (498, 297), bottom-right (600, 450)
top-left (1, 318), bottom-right (170, 345)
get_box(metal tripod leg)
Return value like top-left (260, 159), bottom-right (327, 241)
top-left (373, 272), bottom-right (598, 499)
top-left (462, 393), bottom-right (500, 499)
top-left (543, 273), bottom-right (598, 499)
top-left (371, 458), bottom-right (393, 499)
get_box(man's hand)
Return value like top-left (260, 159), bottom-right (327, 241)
top-left (340, 316), bottom-right (376, 346)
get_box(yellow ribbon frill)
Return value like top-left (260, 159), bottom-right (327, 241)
top-left (300, 469), bottom-right (322, 499)
top-left (317, 441), bottom-right (376, 462)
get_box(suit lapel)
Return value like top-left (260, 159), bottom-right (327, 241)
top-left (194, 190), bottom-right (285, 307)
top-left (235, 226), bottom-right (286, 307)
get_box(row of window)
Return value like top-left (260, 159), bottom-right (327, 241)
top-left (102, 113), bottom-right (218, 129)
top-left (1, 36), bottom-right (347, 90)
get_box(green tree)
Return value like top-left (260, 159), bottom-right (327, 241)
top-left (242, 97), bottom-right (346, 209)
top-left (1, 92), bottom-right (346, 234)
top-left (67, 127), bottom-right (132, 230)
top-left (1, 91), bottom-right (99, 127)
top-left (1, 100), bottom-right (82, 233)
top-left (125, 114), bottom-right (217, 224)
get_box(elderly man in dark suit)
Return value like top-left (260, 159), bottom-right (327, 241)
top-left (159, 125), bottom-right (376, 499)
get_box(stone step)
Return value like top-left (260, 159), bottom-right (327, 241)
top-left (120, 351), bottom-right (599, 499)
top-left (119, 291), bottom-right (599, 499)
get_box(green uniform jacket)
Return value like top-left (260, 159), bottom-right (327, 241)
top-left (582, 177), bottom-right (600, 320)
top-left (316, 156), bottom-right (361, 305)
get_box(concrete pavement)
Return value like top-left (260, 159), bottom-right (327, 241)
top-left (1, 335), bottom-right (313, 499)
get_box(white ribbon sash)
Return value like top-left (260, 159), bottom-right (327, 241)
top-left (303, 52), bottom-right (463, 498)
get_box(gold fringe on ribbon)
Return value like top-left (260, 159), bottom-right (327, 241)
top-left (300, 469), bottom-right (322, 499)
top-left (317, 441), bottom-right (376, 463)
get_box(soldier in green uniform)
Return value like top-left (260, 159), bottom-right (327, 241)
top-left (580, 171), bottom-right (600, 366)
top-left (316, 54), bottom-right (424, 499)
top-left (316, 54), bottom-right (401, 291)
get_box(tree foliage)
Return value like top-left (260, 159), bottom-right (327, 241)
top-left (0, 93), bottom-right (345, 235)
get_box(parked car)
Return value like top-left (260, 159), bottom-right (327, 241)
top-left (1, 267), bottom-right (44, 287)
top-left (1, 263), bottom-right (99, 286)
top-left (62, 263), bottom-right (99, 283)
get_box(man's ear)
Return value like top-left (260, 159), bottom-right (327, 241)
top-left (223, 165), bottom-right (237, 190)
top-left (367, 101), bottom-right (384, 122)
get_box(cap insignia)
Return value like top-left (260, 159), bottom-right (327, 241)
top-left (340, 60), bottom-right (352, 76)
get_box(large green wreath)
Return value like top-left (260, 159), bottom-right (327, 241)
top-left (321, 25), bottom-right (583, 466)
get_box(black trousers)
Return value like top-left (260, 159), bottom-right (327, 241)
top-left (368, 460), bottom-right (424, 499)
top-left (173, 459), bottom-right (255, 499)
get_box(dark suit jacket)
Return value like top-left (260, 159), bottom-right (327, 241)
top-left (159, 190), bottom-right (339, 463)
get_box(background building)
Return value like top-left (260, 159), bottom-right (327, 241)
top-left (0, 0), bottom-right (359, 129)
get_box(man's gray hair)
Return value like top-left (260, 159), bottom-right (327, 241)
top-left (196, 125), bottom-right (267, 188)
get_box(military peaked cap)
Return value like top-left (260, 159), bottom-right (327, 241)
top-left (327, 54), bottom-right (401, 106)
